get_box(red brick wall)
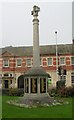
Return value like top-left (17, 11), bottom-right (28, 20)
top-left (0, 54), bottom-right (73, 73)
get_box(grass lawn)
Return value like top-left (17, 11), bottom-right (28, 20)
top-left (0, 95), bottom-right (2, 119)
top-left (2, 95), bottom-right (73, 118)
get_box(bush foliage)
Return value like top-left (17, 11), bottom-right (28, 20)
top-left (2, 88), bottom-right (24, 96)
top-left (56, 80), bottom-right (65, 89)
top-left (49, 86), bottom-right (74, 97)
top-left (2, 86), bottom-right (74, 97)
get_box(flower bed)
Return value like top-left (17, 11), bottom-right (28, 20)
top-left (6, 97), bottom-right (69, 108)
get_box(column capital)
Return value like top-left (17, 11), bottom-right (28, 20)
top-left (33, 18), bottom-right (39, 23)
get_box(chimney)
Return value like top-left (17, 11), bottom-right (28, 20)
top-left (31, 5), bottom-right (40, 67)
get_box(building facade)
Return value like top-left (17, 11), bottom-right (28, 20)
top-left (0, 43), bottom-right (74, 89)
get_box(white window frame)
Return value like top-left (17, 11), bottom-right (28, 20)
top-left (16, 58), bottom-right (22, 67)
top-left (71, 56), bottom-right (74, 65)
top-left (40, 57), bottom-right (42, 66)
top-left (26, 58), bottom-right (32, 67)
top-left (9, 73), bottom-right (13, 77)
top-left (60, 57), bottom-right (65, 65)
top-left (47, 57), bottom-right (53, 66)
top-left (71, 72), bottom-right (74, 85)
top-left (3, 59), bottom-right (9, 68)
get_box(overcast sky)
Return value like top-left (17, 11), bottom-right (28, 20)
top-left (0, 0), bottom-right (73, 48)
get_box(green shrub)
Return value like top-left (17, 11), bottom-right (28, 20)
top-left (8, 88), bottom-right (18, 96)
top-left (56, 80), bottom-right (65, 89)
top-left (48, 86), bottom-right (74, 98)
top-left (58, 87), bottom-right (68, 97)
top-left (57, 87), bottom-right (74, 97)
top-left (2, 88), bottom-right (24, 96)
top-left (2, 89), bottom-right (9, 95)
top-left (65, 87), bottom-right (74, 97)
top-left (48, 88), bottom-right (58, 97)
top-left (16, 89), bottom-right (24, 96)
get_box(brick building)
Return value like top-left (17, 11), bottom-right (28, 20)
top-left (0, 43), bottom-right (74, 89)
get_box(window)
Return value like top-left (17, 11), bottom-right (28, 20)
top-left (10, 80), bottom-right (12, 84)
top-left (16, 59), bottom-right (22, 67)
top-left (4, 73), bottom-right (9, 77)
top-left (26, 58), bottom-right (32, 67)
top-left (60, 57), bottom-right (65, 65)
top-left (10, 73), bottom-right (13, 77)
top-left (47, 58), bottom-right (52, 66)
top-left (71, 72), bottom-right (74, 85)
top-left (3, 59), bottom-right (9, 67)
top-left (60, 75), bottom-right (66, 81)
top-left (71, 57), bottom-right (74, 65)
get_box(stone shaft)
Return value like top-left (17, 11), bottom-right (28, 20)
top-left (31, 6), bottom-right (40, 67)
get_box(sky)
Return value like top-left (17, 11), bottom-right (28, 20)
top-left (72, 1), bottom-right (74, 38)
top-left (0, 0), bottom-right (73, 48)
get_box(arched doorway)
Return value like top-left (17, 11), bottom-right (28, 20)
top-left (4, 80), bottom-right (8, 88)
top-left (18, 75), bottom-right (24, 88)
